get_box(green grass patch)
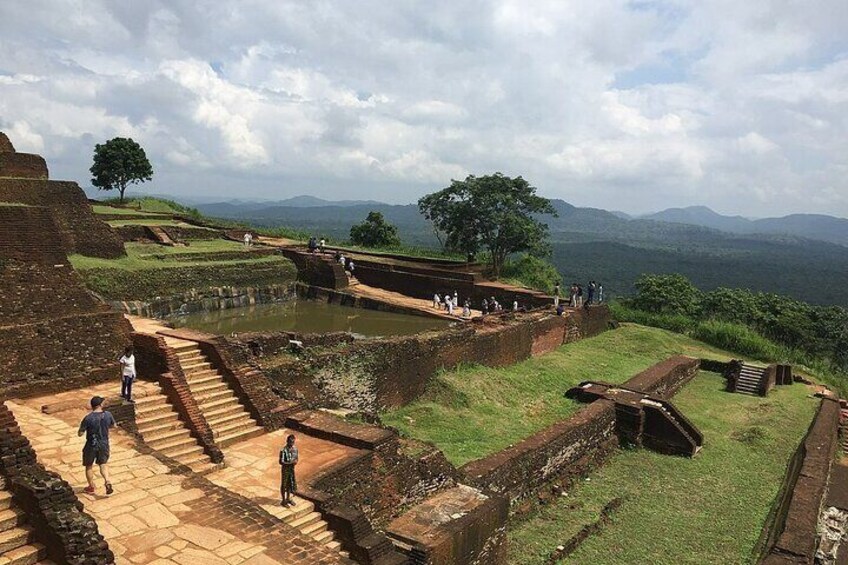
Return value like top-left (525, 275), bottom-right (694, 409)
top-left (70, 241), bottom-right (274, 271)
top-left (92, 205), bottom-right (163, 216)
top-left (0, 202), bottom-right (33, 207)
top-left (381, 324), bottom-right (740, 466)
top-left (507, 371), bottom-right (818, 564)
top-left (106, 218), bottom-right (212, 227)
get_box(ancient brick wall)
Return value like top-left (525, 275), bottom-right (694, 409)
top-left (159, 225), bottom-right (223, 241)
top-left (0, 403), bottom-right (114, 564)
top-left (0, 151), bottom-right (48, 179)
top-left (0, 178), bottom-right (125, 258)
top-left (79, 260), bottom-right (297, 300)
top-left (0, 205), bottom-right (68, 264)
top-left (459, 356), bottom-right (701, 505)
top-left (386, 485), bottom-right (509, 565)
top-left (261, 307), bottom-right (612, 413)
top-left (280, 249), bottom-right (349, 290)
top-left (114, 283), bottom-right (294, 318)
top-left (760, 397), bottom-right (841, 564)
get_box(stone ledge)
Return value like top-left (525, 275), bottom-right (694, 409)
top-left (286, 410), bottom-right (395, 450)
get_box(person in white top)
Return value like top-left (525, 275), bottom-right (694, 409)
top-left (446, 295), bottom-right (454, 315)
top-left (243, 232), bottom-right (252, 247)
top-left (319, 238), bottom-right (326, 253)
top-left (434, 293), bottom-right (441, 309)
top-left (119, 346), bottom-right (136, 402)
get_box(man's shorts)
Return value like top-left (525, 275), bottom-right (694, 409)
top-left (82, 443), bottom-right (110, 466)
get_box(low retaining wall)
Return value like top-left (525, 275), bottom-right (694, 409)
top-left (260, 306), bottom-right (613, 413)
top-left (460, 356), bottom-right (701, 505)
top-left (760, 397), bottom-right (841, 564)
top-left (0, 403), bottom-right (114, 564)
top-left (112, 283), bottom-right (295, 318)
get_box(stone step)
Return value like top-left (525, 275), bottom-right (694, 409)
top-left (165, 341), bottom-right (196, 352)
top-left (133, 393), bottom-right (169, 407)
top-left (0, 543), bottom-right (46, 565)
top-left (289, 511), bottom-right (322, 530)
top-left (302, 519), bottom-right (328, 537)
top-left (216, 426), bottom-right (264, 448)
top-left (279, 498), bottom-right (315, 522)
top-left (190, 381), bottom-right (230, 395)
top-left (0, 509), bottom-right (25, 533)
top-left (0, 492), bottom-right (13, 512)
top-left (146, 430), bottom-right (194, 451)
top-left (136, 415), bottom-right (182, 435)
top-left (0, 525), bottom-right (34, 555)
top-left (193, 389), bottom-right (236, 405)
top-left (160, 443), bottom-right (204, 460)
top-left (143, 426), bottom-right (191, 445)
top-left (173, 451), bottom-right (210, 467)
top-left (136, 409), bottom-right (180, 426)
top-left (185, 372), bottom-right (221, 385)
top-left (326, 540), bottom-right (342, 552)
top-left (202, 404), bottom-right (246, 421)
top-left (197, 396), bottom-right (241, 412)
top-left (135, 400), bottom-right (173, 416)
top-left (181, 362), bottom-right (212, 373)
top-left (206, 410), bottom-right (251, 429)
top-left (313, 529), bottom-right (335, 545)
top-left (212, 417), bottom-right (257, 438)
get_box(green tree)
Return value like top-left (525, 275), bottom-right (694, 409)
top-left (349, 211), bottom-right (402, 247)
top-left (90, 137), bottom-right (153, 203)
top-left (632, 273), bottom-right (702, 315)
top-left (418, 173), bottom-right (556, 276)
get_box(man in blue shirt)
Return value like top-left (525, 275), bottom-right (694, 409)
top-left (78, 396), bottom-right (116, 495)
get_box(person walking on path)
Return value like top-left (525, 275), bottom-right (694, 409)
top-left (463, 299), bottom-right (471, 318)
top-left (319, 238), bottom-right (326, 253)
top-left (280, 434), bottom-right (299, 507)
top-left (598, 284), bottom-right (604, 303)
top-left (243, 232), bottom-right (252, 247)
top-left (78, 396), bottom-right (116, 495)
top-left (587, 281), bottom-right (596, 305)
top-left (481, 298), bottom-right (489, 315)
top-left (554, 283), bottom-right (561, 308)
top-left (119, 346), bottom-right (136, 402)
top-left (569, 283), bottom-right (578, 307)
top-left (434, 293), bottom-right (441, 309)
top-left (576, 284), bottom-right (584, 307)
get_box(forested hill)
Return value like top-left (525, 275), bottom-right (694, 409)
top-left (196, 197), bottom-right (848, 306)
top-left (643, 206), bottom-right (848, 246)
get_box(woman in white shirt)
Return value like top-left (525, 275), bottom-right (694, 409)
top-left (119, 346), bottom-right (136, 402)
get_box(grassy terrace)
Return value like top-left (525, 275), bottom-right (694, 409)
top-left (382, 324), bottom-right (741, 466)
top-left (70, 240), bottom-right (275, 271)
top-left (91, 204), bottom-right (164, 216)
top-left (104, 218), bottom-right (213, 228)
top-left (508, 371), bottom-right (817, 564)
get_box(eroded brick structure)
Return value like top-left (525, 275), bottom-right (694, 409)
top-left (0, 132), bottom-right (125, 259)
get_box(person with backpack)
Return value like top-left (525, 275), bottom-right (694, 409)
top-left (78, 396), bottom-right (116, 495)
top-left (280, 434), bottom-right (299, 507)
top-left (119, 346), bottom-right (136, 402)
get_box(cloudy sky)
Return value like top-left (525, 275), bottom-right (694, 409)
top-left (1, 1), bottom-right (846, 216)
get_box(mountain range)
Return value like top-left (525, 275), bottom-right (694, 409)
top-left (195, 197), bottom-right (848, 306)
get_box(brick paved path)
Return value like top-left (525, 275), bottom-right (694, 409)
top-left (7, 395), bottom-right (351, 565)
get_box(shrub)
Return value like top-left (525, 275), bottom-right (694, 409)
top-left (500, 254), bottom-right (561, 292)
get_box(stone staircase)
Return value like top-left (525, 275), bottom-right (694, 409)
top-left (735, 363), bottom-right (767, 395)
top-left (134, 385), bottom-right (219, 474)
top-left (840, 408), bottom-right (848, 452)
top-left (146, 226), bottom-right (184, 247)
top-left (168, 339), bottom-right (264, 447)
top-left (0, 481), bottom-right (53, 565)
top-left (271, 496), bottom-right (346, 556)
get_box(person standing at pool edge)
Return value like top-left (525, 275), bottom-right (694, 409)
top-left (280, 434), bottom-right (299, 507)
top-left (78, 396), bottom-right (116, 495)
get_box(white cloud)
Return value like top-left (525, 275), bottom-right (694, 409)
top-left (0, 0), bottom-right (845, 215)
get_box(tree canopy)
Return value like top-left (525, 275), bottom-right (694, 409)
top-left (349, 211), bottom-right (402, 248)
top-left (418, 173), bottom-right (556, 276)
top-left (90, 137), bottom-right (153, 203)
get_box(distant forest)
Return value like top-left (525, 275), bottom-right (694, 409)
top-left (198, 198), bottom-right (848, 307)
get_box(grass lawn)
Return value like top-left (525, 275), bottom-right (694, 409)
top-left (105, 218), bottom-right (213, 228)
top-left (70, 241), bottom-right (283, 271)
top-left (91, 205), bottom-right (164, 216)
top-left (381, 324), bottom-right (743, 466)
top-left (507, 371), bottom-right (818, 564)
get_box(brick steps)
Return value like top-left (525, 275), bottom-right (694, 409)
top-left (272, 497), bottom-right (342, 553)
top-left (0, 485), bottom-right (49, 565)
top-left (735, 364), bottom-right (767, 395)
top-left (134, 383), bottom-right (216, 472)
top-left (170, 342), bottom-right (264, 449)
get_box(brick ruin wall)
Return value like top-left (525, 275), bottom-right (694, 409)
top-left (258, 306), bottom-right (612, 413)
top-left (0, 206), bottom-right (132, 398)
top-left (760, 397), bottom-right (841, 564)
top-left (0, 178), bottom-right (125, 258)
top-left (115, 283), bottom-right (295, 318)
top-left (460, 356), bottom-right (700, 505)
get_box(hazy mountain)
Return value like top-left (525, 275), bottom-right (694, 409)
top-left (643, 206), bottom-right (848, 246)
top-left (643, 206), bottom-right (752, 233)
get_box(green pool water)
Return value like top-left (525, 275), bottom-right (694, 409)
top-left (170, 300), bottom-right (452, 337)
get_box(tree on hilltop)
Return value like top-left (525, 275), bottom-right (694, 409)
top-left (90, 137), bottom-right (153, 204)
top-left (418, 173), bottom-right (556, 277)
top-left (349, 211), bottom-right (402, 248)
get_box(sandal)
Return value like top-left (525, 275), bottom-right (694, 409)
top-left (105, 483), bottom-right (113, 495)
